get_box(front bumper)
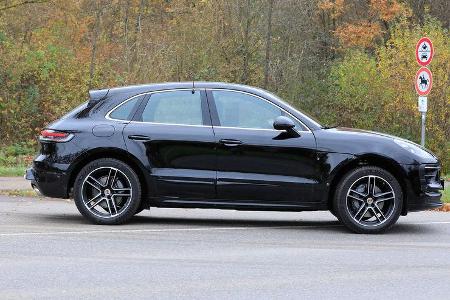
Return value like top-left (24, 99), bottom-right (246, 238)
top-left (406, 164), bottom-right (444, 212)
top-left (408, 189), bottom-right (444, 211)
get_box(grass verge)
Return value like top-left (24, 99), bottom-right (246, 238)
top-left (442, 188), bottom-right (450, 203)
top-left (0, 166), bottom-right (27, 177)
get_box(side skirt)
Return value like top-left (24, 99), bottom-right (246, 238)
top-left (150, 198), bottom-right (326, 212)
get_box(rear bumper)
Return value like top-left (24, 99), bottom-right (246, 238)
top-left (25, 166), bottom-right (70, 198)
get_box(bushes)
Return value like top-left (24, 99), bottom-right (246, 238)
top-left (0, 142), bottom-right (35, 176)
top-left (306, 17), bottom-right (449, 171)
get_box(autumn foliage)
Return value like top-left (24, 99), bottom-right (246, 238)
top-left (0, 0), bottom-right (449, 170)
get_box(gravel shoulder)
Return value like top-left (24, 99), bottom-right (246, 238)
top-left (0, 177), bottom-right (31, 190)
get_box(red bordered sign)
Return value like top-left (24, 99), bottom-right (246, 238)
top-left (415, 67), bottom-right (432, 96)
top-left (416, 37), bottom-right (433, 66)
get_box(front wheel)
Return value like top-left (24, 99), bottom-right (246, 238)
top-left (333, 166), bottom-right (403, 234)
top-left (73, 158), bottom-right (142, 225)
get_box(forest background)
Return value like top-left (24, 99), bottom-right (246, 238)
top-left (0, 0), bottom-right (448, 174)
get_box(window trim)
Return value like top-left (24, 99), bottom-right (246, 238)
top-left (105, 89), bottom-right (210, 127)
top-left (207, 89), bottom-right (311, 132)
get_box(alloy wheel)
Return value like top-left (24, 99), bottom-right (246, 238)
top-left (81, 167), bottom-right (133, 218)
top-left (346, 175), bottom-right (396, 227)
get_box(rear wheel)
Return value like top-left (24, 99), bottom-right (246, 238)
top-left (333, 166), bottom-right (402, 234)
top-left (73, 158), bottom-right (142, 224)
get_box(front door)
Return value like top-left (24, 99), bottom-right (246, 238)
top-left (123, 89), bottom-right (216, 201)
top-left (207, 89), bottom-right (319, 207)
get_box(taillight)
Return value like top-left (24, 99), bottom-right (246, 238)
top-left (39, 129), bottom-right (74, 142)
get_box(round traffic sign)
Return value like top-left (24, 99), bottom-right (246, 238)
top-left (415, 67), bottom-right (432, 96)
top-left (416, 37), bottom-right (433, 66)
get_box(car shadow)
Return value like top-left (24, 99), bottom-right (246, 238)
top-left (131, 214), bottom-right (341, 227)
top-left (38, 213), bottom-right (437, 235)
top-left (386, 223), bottom-right (436, 234)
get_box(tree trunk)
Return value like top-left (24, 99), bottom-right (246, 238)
top-left (124, 0), bottom-right (131, 74)
top-left (131, 0), bottom-right (145, 74)
top-left (89, 6), bottom-right (102, 90)
top-left (241, 0), bottom-right (251, 84)
top-left (264, 0), bottom-right (274, 89)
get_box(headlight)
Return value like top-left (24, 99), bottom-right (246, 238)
top-left (393, 139), bottom-right (435, 159)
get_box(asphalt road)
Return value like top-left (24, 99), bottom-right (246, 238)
top-left (1, 195), bottom-right (450, 299)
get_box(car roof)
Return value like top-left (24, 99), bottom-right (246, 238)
top-left (103, 81), bottom-right (268, 97)
top-left (92, 82), bottom-right (322, 130)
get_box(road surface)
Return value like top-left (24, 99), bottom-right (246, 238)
top-left (1, 195), bottom-right (449, 299)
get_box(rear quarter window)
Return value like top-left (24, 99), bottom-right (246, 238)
top-left (109, 96), bottom-right (141, 120)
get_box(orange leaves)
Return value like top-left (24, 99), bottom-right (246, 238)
top-left (370, 0), bottom-right (410, 22)
top-left (320, 0), bottom-right (410, 49)
top-left (318, 0), bottom-right (344, 19)
top-left (335, 21), bottom-right (382, 48)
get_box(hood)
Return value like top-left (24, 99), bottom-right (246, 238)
top-left (322, 127), bottom-right (400, 139)
top-left (314, 127), bottom-right (438, 164)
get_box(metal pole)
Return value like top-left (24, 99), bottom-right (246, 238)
top-left (421, 112), bottom-right (426, 146)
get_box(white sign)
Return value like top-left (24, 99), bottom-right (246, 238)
top-left (418, 96), bottom-right (427, 112)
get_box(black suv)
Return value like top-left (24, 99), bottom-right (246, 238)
top-left (26, 82), bottom-right (444, 233)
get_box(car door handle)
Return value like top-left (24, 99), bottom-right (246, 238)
top-left (128, 135), bottom-right (152, 141)
top-left (219, 139), bottom-right (243, 147)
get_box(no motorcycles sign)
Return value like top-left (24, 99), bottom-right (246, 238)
top-left (416, 37), bottom-right (433, 66)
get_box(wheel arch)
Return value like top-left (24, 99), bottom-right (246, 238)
top-left (67, 148), bottom-right (150, 205)
top-left (327, 153), bottom-right (409, 216)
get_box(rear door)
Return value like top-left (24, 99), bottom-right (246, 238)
top-left (123, 89), bottom-right (216, 201)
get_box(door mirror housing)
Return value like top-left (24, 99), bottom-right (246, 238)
top-left (273, 116), bottom-right (295, 131)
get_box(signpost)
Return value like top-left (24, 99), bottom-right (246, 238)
top-left (415, 37), bottom-right (433, 147)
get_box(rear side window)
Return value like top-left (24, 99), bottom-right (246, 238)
top-left (109, 96), bottom-right (141, 120)
top-left (141, 90), bottom-right (203, 125)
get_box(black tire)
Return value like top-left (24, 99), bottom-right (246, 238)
top-left (333, 166), bottom-right (403, 234)
top-left (135, 198), bottom-right (150, 215)
top-left (329, 208), bottom-right (338, 219)
top-left (73, 158), bottom-right (142, 225)
top-left (134, 206), bottom-right (146, 215)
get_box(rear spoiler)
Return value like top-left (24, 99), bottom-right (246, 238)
top-left (88, 88), bottom-right (110, 107)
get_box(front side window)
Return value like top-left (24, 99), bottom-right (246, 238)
top-left (141, 90), bottom-right (203, 125)
top-left (212, 90), bottom-right (302, 130)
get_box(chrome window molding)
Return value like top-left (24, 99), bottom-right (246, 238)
top-left (213, 126), bottom-right (312, 133)
top-left (128, 120), bottom-right (211, 128)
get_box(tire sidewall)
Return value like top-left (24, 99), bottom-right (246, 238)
top-left (334, 166), bottom-right (403, 234)
top-left (73, 158), bottom-right (141, 225)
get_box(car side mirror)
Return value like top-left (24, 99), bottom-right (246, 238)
top-left (273, 116), bottom-right (295, 131)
